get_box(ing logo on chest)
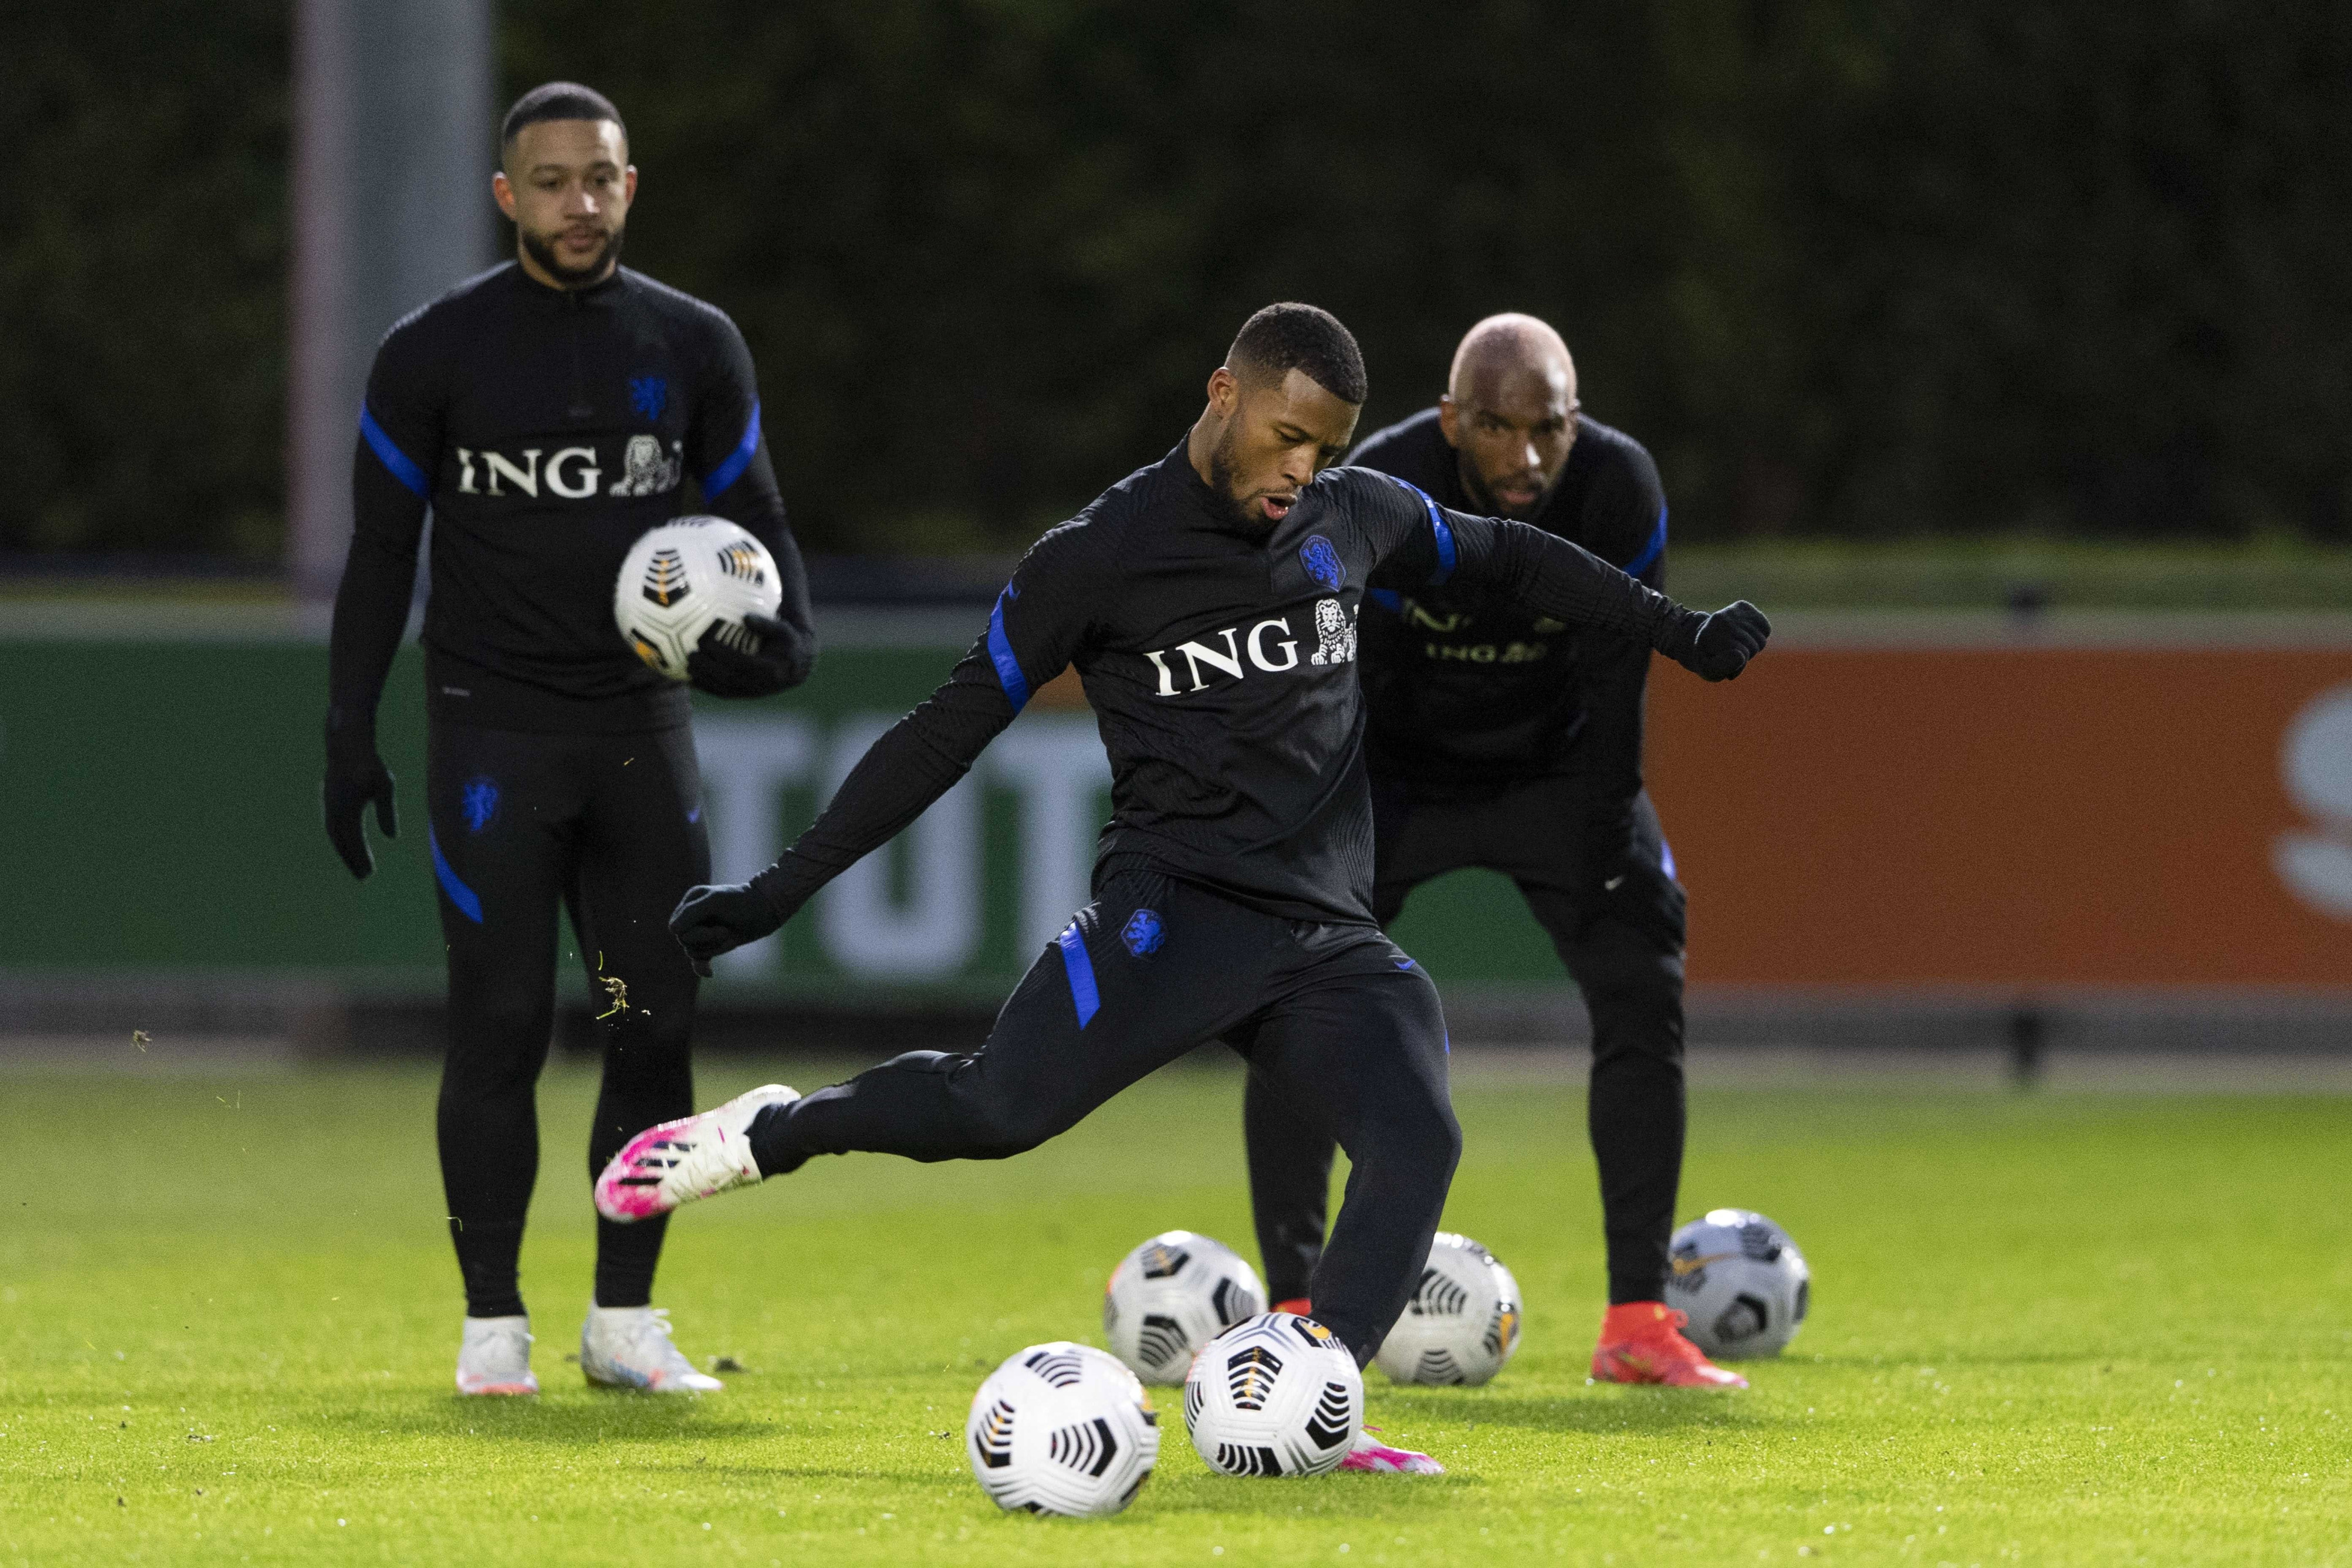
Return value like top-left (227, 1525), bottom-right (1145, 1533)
top-left (1140, 599), bottom-right (1354, 696)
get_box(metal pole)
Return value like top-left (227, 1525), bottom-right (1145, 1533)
top-left (288, 0), bottom-right (496, 604)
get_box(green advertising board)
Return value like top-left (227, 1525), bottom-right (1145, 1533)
top-left (0, 612), bottom-right (1562, 1004)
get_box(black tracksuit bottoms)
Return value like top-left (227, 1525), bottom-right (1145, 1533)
top-left (426, 720), bottom-right (709, 1319)
top-left (1245, 775), bottom-right (1688, 1308)
top-left (747, 868), bottom-right (1463, 1366)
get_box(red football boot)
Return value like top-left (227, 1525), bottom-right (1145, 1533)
top-left (1272, 1298), bottom-right (1314, 1317)
top-left (1589, 1302), bottom-right (1748, 1389)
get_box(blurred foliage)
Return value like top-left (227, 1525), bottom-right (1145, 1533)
top-left (6, 2), bottom-right (2351, 559)
top-left (0, 2), bottom-right (289, 559)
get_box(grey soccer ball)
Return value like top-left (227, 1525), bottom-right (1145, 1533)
top-left (1663, 1208), bottom-right (1810, 1359)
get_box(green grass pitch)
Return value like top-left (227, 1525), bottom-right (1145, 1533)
top-left (2, 1058), bottom-right (2347, 1565)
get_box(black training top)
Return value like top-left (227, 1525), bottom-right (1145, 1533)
top-left (328, 262), bottom-right (813, 736)
top-left (750, 440), bottom-right (1703, 929)
top-left (1351, 407), bottom-right (1667, 804)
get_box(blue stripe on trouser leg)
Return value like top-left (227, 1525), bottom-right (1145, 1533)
top-left (1056, 921), bottom-right (1099, 1027)
top-left (429, 825), bottom-right (485, 924)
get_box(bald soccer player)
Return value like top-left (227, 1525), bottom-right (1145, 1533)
top-left (1241, 314), bottom-right (1745, 1388)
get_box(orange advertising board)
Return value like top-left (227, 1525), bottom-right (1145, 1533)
top-left (1645, 633), bottom-right (2352, 990)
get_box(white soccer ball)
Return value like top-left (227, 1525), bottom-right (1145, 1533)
top-left (612, 516), bottom-right (783, 681)
top-left (1102, 1231), bottom-right (1267, 1385)
top-left (1373, 1231), bottom-right (1524, 1386)
top-left (1664, 1208), bottom-right (1811, 1359)
top-left (965, 1342), bottom-right (1160, 1517)
top-left (1182, 1312), bottom-right (1361, 1477)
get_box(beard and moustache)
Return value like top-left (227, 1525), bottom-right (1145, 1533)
top-left (1203, 424), bottom-right (1275, 536)
top-left (520, 220), bottom-right (626, 287)
top-left (1461, 462), bottom-right (1544, 521)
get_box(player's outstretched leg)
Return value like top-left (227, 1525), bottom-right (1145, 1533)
top-left (594, 1084), bottom-right (800, 1221)
top-left (455, 1315), bottom-right (538, 1396)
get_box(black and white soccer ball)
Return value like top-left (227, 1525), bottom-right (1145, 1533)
top-left (612, 516), bottom-right (783, 681)
top-left (1182, 1312), bottom-right (1361, 1478)
top-left (1372, 1231), bottom-right (1524, 1386)
top-left (965, 1342), bottom-right (1160, 1517)
top-left (1665, 1208), bottom-right (1810, 1359)
top-left (1102, 1230), bottom-right (1265, 1385)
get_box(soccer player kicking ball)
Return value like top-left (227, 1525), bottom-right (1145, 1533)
top-left (323, 83), bottom-right (816, 1397)
top-left (1240, 314), bottom-right (1748, 1390)
top-left (597, 305), bottom-right (1767, 1473)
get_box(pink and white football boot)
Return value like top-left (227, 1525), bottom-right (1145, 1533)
top-left (1340, 1426), bottom-right (1445, 1476)
top-left (593, 1084), bottom-right (799, 1222)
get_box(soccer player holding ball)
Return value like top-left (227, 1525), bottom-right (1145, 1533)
top-left (597, 303), bottom-right (1767, 1473)
top-left (321, 84), bottom-right (814, 1395)
top-left (1242, 314), bottom-right (1746, 1389)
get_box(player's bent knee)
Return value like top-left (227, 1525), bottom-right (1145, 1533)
top-left (1354, 1088), bottom-right (1462, 1183)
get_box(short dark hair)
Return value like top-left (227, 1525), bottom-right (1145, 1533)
top-left (501, 82), bottom-right (625, 150)
top-left (1227, 303), bottom-right (1368, 405)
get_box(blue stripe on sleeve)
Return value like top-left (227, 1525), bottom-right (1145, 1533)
top-left (1365, 587), bottom-right (1404, 616)
top-left (358, 404), bottom-right (430, 498)
top-left (985, 587), bottom-right (1030, 713)
top-left (1057, 921), bottom-right (1100, 1028)
top-left (1625, 504), bottom-right (1668, 580)
top-left (700, 399), bottom-right (763, 502)
top-left (428, 826), bottom-right (484, 924)
top-left (1377, 474), bottom-right (1457, 586)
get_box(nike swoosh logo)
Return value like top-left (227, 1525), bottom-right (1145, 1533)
top-left (686, 807), bottom-right (702, 824)
top-left (1395, 958), bottom-right (1416, 971)
top-left (1671, 1251), bottom-right (1737, 1276)
top-left (1604, 875), bottom-right (1626, 891)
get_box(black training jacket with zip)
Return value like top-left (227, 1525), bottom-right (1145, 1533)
top-left (329, 261), bottom-right (811, 738)
top-left (1349, 408), bottom-right (1668, 806)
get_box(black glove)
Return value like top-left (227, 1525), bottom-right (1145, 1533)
top-left (1658, 600), bottom-right (1770, 682)
top-left (322, 724), bottom-right (397, 880)
top-left (687, 611), bottom-right (814, 698)
top-left (670, 880), bottom-right (787, 977)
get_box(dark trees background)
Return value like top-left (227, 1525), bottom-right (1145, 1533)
top-left (6, 1), bottom-right (2350, 559)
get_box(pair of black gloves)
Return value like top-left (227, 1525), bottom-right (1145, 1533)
top-left (667, 600), bottom-right (1772, 975)
top-left (323, 613), bottom-right (811, 880)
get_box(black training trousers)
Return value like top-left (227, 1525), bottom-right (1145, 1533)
top-left (426, 720), bottom-right (709, 1318)
top-left (1245, 775), bottom-right (1687, 1307)
top-left (748, 870), bottom-right (1462, 1365)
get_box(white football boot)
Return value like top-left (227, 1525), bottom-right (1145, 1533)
top-left (580, 1305), bottom-right (723, 1392)
top-left (455, 1315), bottom-right (539, 1396)
top-left (593, 1084), bottom-right (799, 1222)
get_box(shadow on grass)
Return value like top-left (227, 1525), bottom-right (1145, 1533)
top-left (1371, 1386), bottom-right (1784, 1436)
top-left (1140, 1471), bottom-right (1481, 1517)
top-left (315, 1392), bottom-right (791, 1445)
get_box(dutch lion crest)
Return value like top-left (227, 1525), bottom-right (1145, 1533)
top-left (608, 434), bottom-right (683, 497)
top-left (1299, 534), bottom-right (1345, 593)
top-left (1309, 597), bottom-right (1356, 666)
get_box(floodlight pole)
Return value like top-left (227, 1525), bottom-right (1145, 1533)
top-left (288, 0), bottom-right (497, 604)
